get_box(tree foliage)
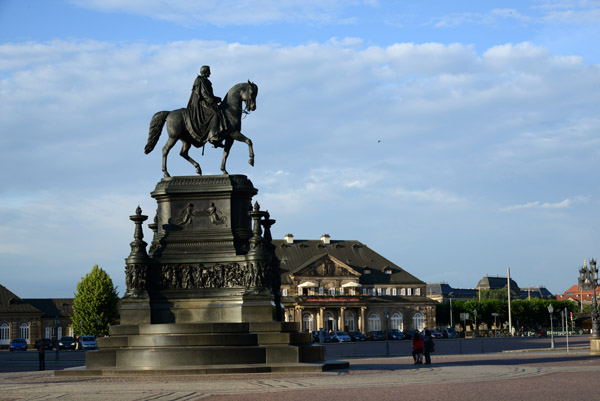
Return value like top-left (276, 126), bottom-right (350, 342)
top-left (72, 265), bottom-right (119, 336)
top-left (438, 298), bottom-right (579, 329)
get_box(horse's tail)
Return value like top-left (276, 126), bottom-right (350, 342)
top-left (145, 111), bottom-right (170, 154)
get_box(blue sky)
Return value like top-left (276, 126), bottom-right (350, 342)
top-left (1, 0), bottom-right (599, 298)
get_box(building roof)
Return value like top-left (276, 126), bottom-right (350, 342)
top-left (425, 283), bottom-right (477, 299)
top-left (476, 276), bottom-right (521, 292)
top-left (274, 239), bottom-right (424, 286)
top-left (22, 298), bottom-right (73, 318)
top-left (0, 284), bottom-right (42, 315)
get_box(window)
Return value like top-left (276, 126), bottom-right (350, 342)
top-left (329, 288), bottom-right (336, 296)
top-left (0, 322), bottom-right (9, 345)
top-left (364, 269), bottom-right (371, 274)
top-left (45, 327), bottom-right (51, 338)
top-left (391, 312), bottom-right (403, 331)
top-left (400, 288), bottom-right (406, 296)
top-left (339, 287), bottom-right (344, 295)
top-left (377, 288), bottom-right (382, 296)
top-left (392, 288), bottom-right (397, 296)
top-left (407, 288), bottom-right (413, 296)
top-left (368, 313), bottom-right (381, 331)
top-left (319, 287), bottom-right (324, 295)
top-left (362, 288), bottom-right (367, 295)
top-left (371, 288), bottom-right (376, 296)
top-left (384, 268), bottom-right (392, 275)
top-left (302, 313), bottom-right (314, 332)
top-left (282, 288), bottom-right (289, 296)
top-left (416, 288), bottom-right (421, 296)
top-left (19, 322), bottom-right (30, 342)
top-left (413, 312), bottom-right (424, 331)
top-left (386, 288), bottom-right (391, 296)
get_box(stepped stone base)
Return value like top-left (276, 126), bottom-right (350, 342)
top-left (53, 321), bottom-right (347, 376)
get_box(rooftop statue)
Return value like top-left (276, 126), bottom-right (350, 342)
top-left (145, 66), bottom-right (258, 177)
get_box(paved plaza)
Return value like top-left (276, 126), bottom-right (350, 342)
top-left (1, 338), bottom-right (598, 400)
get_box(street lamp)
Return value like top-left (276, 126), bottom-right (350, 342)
top-left (589, 259), bottom-right (599, 338)
top-left (54, 316), bottom-right (60, 361)
top-left (548, 304), bottom-right (555, 349)
top-left (473, 309), bottom-right (478, 338)
top-left (385, 308), bottom-right (390, 356)
top-left (448, 292), bottom-right (454, 328)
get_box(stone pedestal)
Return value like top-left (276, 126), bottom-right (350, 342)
top-left (590, 337), bottom-right (600, 355)
top-left (62, 175), bottom-right (344, 376)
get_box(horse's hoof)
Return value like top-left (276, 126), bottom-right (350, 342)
top-left (248, 159), bottom-right (254, 167)
top-left (196, 168), bottom-right (202, 176)
top-left (164, 172), bottom-right (171, 178)
top-left (221, 169), bottom-right (229, 175)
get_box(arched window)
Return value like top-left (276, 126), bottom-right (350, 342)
top-left (324, 311), bottom-right (336, 331)
top-left (19, 322), bottom-right (30, 342)
top-left (302, 313), bottom-right (314, 332)
top-left (0, 322), bottom-right (9, 345)
top-left (413, 312), bottom-right (424, 331)
top-left (390, 312), bottom-right (403, 331)
top-left (368, 313), bottom-right (381, 331)
top-left (344, 311), bottom-right (355, 332)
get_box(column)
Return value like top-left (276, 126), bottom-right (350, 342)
top-left (339, 307), bottom-right (346, 332)
top-left (360, 307), bottom-right (366, 333)
top-left (318, 307), bottom-right (325, 331)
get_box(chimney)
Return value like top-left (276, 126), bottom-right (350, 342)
top-left (321, 234), bottom-right (331, 245)
top-left (284, 233), bottom-right (294, 244)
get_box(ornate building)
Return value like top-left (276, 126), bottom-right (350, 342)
top-left (275, 234), bottom-right (436, 334)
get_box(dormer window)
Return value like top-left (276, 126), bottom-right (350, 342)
top-left (364, 269), bottom-right (371, 275)
top-left (384, 267), bottom-right (392, 275)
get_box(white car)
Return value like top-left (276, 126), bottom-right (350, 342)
top-left (332, 331), bottom-right (352, 342)
top-left (79, 336), bottom-right (98, 350)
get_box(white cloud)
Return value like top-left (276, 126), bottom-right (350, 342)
top-left (68, 0), bottom-right (376, 26)
top-left (499, 198), bottom-right (578, 212)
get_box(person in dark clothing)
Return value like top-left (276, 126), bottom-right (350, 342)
top-left (36, 338), bottom-right (46, 371)
top-left (423, 329), bottom-right (434, 365)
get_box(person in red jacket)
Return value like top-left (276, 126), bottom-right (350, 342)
top-left (412, 330), bottom-right (424, 365)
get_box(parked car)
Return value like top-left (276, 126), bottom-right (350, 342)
top-left (9, 338), bottom-right (27, 351)
top-left (331, 331), bottom-right (352, 342)
top-left (348, 331), bottom-right (367, 341)
top-left (78, 336), bottom-right (98, 350)
top-left (437, 327), bottom-right (459, 338)
top-left (366, 330), bottom-right (386, 341)
top-left (35, 338), bottom-right (54, 350)
top-left (428, 329), bottom-right (443, 339)
top-left (403, 329), bottom-right (419, 339)
top-left (58, 336), bottom-right (77, 350)
top-left (387, 329), bottom-right (405, 340)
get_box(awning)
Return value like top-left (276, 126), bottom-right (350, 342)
top-left (298, 281), bottom-right (317, 288)
top-left (342, 282), bottom-right (362, 288)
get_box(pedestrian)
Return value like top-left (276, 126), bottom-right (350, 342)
top-left (36, 338), bottom-right (46, 371)
top-left (423, 329), bottom-right (434, 365)
top-left (412, 330), bottom-right (424, 365)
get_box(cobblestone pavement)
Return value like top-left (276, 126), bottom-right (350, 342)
top-left (1, 350), bottom-right (599, 400)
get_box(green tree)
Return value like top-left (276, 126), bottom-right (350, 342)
top-left (72, 265), bottom-right (119, 337)
top-left (479, 288), bottom-right (509, 300)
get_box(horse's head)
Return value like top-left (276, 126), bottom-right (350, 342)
top-left (242, 80), bottom-right (258, 112)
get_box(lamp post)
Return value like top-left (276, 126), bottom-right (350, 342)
top-left (385, 308), bottom-right (390, 356)
top-left (473, 309), bottom-right (478, 338)
top-left (448, 292), bottom-right (454, 329)
top-left (589, 259), bottom-right (599, 338)
top-left (548, 304), bottom-right (555, 349)
top-left (54, 316), bottom-right (60, 361)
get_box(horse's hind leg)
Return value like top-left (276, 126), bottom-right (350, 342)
top-left (162, 136), bottom-right (178, 178)
top-left (180, 140), bottom-right (202, 175)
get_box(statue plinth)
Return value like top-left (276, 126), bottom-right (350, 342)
top-left (65, 175), bottom-right (340, 376)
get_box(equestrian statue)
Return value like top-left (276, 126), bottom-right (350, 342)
top-left (145, 65), bottom-right (258, 177)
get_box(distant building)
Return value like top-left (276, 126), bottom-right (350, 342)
top-left (427, 276), bottom-right (553, 303)
top-left (276, 234), bottom-right (437, 333)
top-left (0, 284), bottom-right (73, 349)
top-left (556, 259), bottom-right (600, 308)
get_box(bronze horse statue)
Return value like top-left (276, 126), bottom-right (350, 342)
top-left (144, 81), bottom-right (258, 177)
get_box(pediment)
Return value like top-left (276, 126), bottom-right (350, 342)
top-left (292, 254), bottom-right (360, 277)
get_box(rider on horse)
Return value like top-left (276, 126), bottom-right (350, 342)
top-left (185, 65), bottom-right (226, 148)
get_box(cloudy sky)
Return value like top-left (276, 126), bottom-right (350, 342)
top-left (1, 0), bottom-right (599, 298)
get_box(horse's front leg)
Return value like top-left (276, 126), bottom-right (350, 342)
top-left (162, 137), bottom-right (178, 178)
top-left (180, 140), bottom-right (202, 175)
top-left (220, 139), bottom-right (234, 174)
top-left (231, 131), bottom-right (254, 167)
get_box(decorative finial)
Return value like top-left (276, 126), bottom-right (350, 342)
top-left (136, 205), bottom-right (142, 215)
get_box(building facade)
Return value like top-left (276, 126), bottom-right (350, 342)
top-left (276, 234), bottom-right (436, 334)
